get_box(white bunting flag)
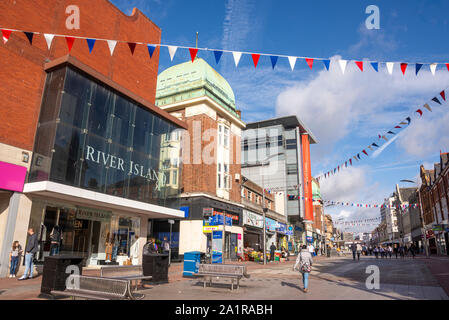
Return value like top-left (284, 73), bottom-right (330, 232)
top-left (339, 59), bottom-right (347, 74)
top-left (232, 52), bottom-right (242, 67)
top-left (107, 40), bottom-right (117, 56)
top-left (168, 46), bottom-right (178, 61)
top-left (386, 62), bottom-right (394, 75)
top-left (43, 34), bottom-right (55, 50)
top-left (288, 56), bottom-right (297, 71)
top-left (430, 63), bottom-right (437, 76)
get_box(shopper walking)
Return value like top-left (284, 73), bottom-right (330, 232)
top-left (307, 243), bottom-right (315, 257)
top-left (410, 244), bottom-right (416, 259)
top-left (49, 225), bottom-right (62, 256)
top-left (9, 241), bottom-right (22, 278)
top-left (293, 245), bottom-right (313, 293)
top-left (356, 243), bottom-right (362, 261)
top-left (18, 228), bottom-right (38, 280)
top-left (387, 245), bottom-right (393, 259)
top-left (270, 243), bottom-right (276, 262)
top-left (368, 245), bottom-right (373, 256)
top-left (374, 246), bottom-right (379, 259)
top-left (351, 243), bottom-right (357, 260)
top-left (394, 244), bottom-right (399, 259)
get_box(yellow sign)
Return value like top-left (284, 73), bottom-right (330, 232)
top-left (203, 226), bottom-right (219, 233)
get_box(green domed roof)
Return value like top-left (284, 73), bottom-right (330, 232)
top-left (155, 58), bottom-right (238, 117)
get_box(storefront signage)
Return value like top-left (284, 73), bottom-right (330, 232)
top-left (85, 145), bottom-right (166, 188)
top-left (202, 207), bottom-right (213, 217)
top-left (208, 215), bottom-right (232, 226)
top-left (76, 208), bottom-right (111, 222)
top-left (212, 230), bottom-right (223, 264)
top-left (0, 161), bottom-right (27, 192)
top-left (203, 225), bottom-right (219, 233)
top-left (265, 218), bottom-right (277, 232)
top-left (306, 236), bottom-right (313, 243)
top-left (287, 225), bottom-right (294, 236)
top-left (243, 210), bottom-right (263, 228)
top-left (294, 226), bottom-right (303, 232)
top-left (212, 210), bottom-right (240, 225)
top-left (276, 222), bottom-right (287, 234)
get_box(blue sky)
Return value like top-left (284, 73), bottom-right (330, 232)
top-left (112, 0), bottom-right (449, 233)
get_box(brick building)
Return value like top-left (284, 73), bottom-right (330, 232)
top-left (0, 0), bottom-right (187, 277)
top-left (155, 57), bottom-right (246, 260)
top-left (419, 153), bottom-right (449, 255)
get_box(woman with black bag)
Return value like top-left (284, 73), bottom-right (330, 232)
top-left (293, 245), bottom-right (313, 293)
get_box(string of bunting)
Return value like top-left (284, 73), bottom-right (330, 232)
top-left (315, 87), bottom-right (448, 182)
top-left (3, 27), bottom-right (449, 75)
top-left (323, 199), bottom-right (419, 209)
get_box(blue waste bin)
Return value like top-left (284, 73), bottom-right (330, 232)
top-left (183, 251), bottom-right (201, 277)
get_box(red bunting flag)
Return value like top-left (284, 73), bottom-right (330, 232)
top-left (189, 48), bottom-right (198, 62)
top-left (305, 58), bottom-right (314, 69)
top-left (362, 150), bottom-right (368, 156)
top-left (446, 64), bottom-right (449, 72)
top-left (440, 90), bottom-right (446, 101)
top-left (65, 36), bottom-right (75, 52)
top-left (349, 159), bottom-right (352, 166)
top-left (127, 42), bottom-right (136, 55)
top-left (355, 61), bottom-right (363, 72)
top-left (416, 109), bottom-right (423, 116)
top-left (1, 29), bottom-right (12, 43)
top-left (400, 63), bottom-right (408, 75)
top-left (394, 126), bottom-right (401, 128)
top-left (251, 54), bottom-right (260, 68)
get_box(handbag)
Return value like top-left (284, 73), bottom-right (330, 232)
top-left (300, 253), bottom-right (312, 273)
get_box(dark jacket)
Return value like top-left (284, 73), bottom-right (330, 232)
top-left (270, 244), bottom-right (276, 252)
top-left (25, 233), bottom-right (39, 254)
top-left (143, 241), bottom-right (157, 255)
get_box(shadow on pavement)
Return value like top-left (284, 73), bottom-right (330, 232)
top-left (280, 281), bottom-right (302, 291)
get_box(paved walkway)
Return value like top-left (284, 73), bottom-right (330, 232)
top-left (0, 254), bottom-right (448, 300)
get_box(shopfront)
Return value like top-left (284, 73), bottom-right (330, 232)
top-left (275, 222), bottom-right (288, 250)
top-left (20, 61), bottom-right (186, 267)
top-left (265, 217), bottom-right (277, 249)
top-left (242, 209), bottom-right (263, 252)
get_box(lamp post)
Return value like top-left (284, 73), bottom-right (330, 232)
top-left (261, 152), bottom-right (284, 265)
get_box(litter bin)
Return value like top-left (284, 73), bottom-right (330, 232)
top-left (183, 251), bottom-right (201, 277)
top-left (142, 253), bottom-right (169, 283)
top-left (39, 255), bottom-right (83, 299)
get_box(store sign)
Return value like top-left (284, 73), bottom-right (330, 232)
top-left (212, 231), bottom-right (223, 264)
top-left (212, 210), bottom-right (240, 225)
top-left (76, 208), bottom-right (111, 222)
top-left (208, 215), bottom-right (232, 226)
top-left (85, 145), bottom-right (165, 188)
top-left (243, 210), bottom-right (263, 228)
top-left (265, 218), bottom-right (277, 232)
top-left (276, 222), bottom-right (287, 234)
top-left (203, 225), bottom-right (219, 233)
top-left (286, 225), bottom-right (294, 236)
top-left (306, 236), bottom-right (313, 243)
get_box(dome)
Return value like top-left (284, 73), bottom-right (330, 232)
top-left (156, 58), bottom-right (237, 116)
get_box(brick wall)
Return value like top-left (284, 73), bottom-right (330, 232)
top-left (0, 0), bottom-right (161, 151)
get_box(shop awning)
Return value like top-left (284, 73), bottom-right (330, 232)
top-left (23, 181), bottom-right (185, 219)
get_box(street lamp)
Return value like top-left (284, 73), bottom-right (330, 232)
top-left (260, 152), bottom-right (284, 265)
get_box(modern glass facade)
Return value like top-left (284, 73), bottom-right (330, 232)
top-left (29, 66), bottom-right (183, 207)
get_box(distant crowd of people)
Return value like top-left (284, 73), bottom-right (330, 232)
top-left (350, 243), bottom-right (422, 260)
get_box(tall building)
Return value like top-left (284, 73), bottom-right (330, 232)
top-left (241, 116), bottom-right (317, 248)
top-left (0, 0), bottom-right (186, 276)
top-left (155, 58), bottom-right (246, 260)
top-left (380, 196), bottom-right (399, 241)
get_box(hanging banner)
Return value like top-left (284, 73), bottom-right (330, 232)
top-left (301, 134), bottom-right (314, 222)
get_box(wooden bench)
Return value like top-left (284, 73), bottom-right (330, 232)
top-left (51, 275), bottom-right (131, 300)
top-left (196, 264), bottom-right (250, 291)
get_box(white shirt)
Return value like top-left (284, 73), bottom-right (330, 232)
top-left (308, 245), bottom-right (314, 253)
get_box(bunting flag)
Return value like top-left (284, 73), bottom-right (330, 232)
top-left (1, 29), bottom-right (12, 43)
top-left (416, 109), bottom-right (423, 117)
top-left (251, 53), bottom-right (260, 68)
top-left (400, 63), bottom-right (408, 75)
top-left (24, 31), bottom-right (34, 45)
top-left (270, 55), bottom-right (278, 69)
top-left (349, 159), bottom-right (353, 165)
top-left (432, 97), bottom-right (441, 105)
top-left (232, 51), bottom-right (242, 67)
top-left (127, 42), bottom-right (136, 55)
top-left (371, 62), bottom-right (379, 72)
top-left (362, 150), bottom-right (368, 156)
top-left (168, 46), bottom-right (178, 61)
top-left (288, 56), bottom-right (297, 71)
top-left (322, 59), bottom-right (330, 71)
top-left (367, 145), bottom-right (373, 151)
top-left (423, 104), bottom-right (432, 112)
top-left (372, 143), bottom-right (379, 148)
top-left (147, 44), bottom-right (157, 58)
top-left (323, 200), bottom-right (419, 210)
top-left (214, 50), bottom-right (223, 64)
top-left (305, 58), bottom-right (314, 70)
top-left (86, 38), bottom-right (96, 53)
top-left (355, 61), bottom-right (363, 72)
top-left (394, 126), bottom-right (401, 129)
top-left (430, 63), bottom-right (437, 75)
top-left (406, 117), bottom-right (411, 125)
top-left (65, 36), bottom-right (75, 52)
top-left (382, 135), bottom-right (388, 141)
top-left (357, 153), bottom-right (361, 160)
top-left (43, 33), bottom-right (54, 49)
top-left (107, 40), bottom-right (117, 56)
top-left (416, 63), bottom-right (423, 75)
top-left (386, 62), bottom-right (394, 75)
top-left (339, 59), bottom-right (347, 74)
top-left (441, 91), bottom-right (446, 101)
top-left (387, 131), bottom-right (395, 135)
top-left (189, 48), bottom-right (198, 62)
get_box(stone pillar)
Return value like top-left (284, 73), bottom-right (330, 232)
top-left (138, 217), bottom-right (148, 265)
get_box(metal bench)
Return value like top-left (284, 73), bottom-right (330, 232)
top-left (196, 264), bottom-right (250, 291)
top-left (51, 275), bottom-right (131, 300)
top-left (100, 265), bottom-right (152, 291)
